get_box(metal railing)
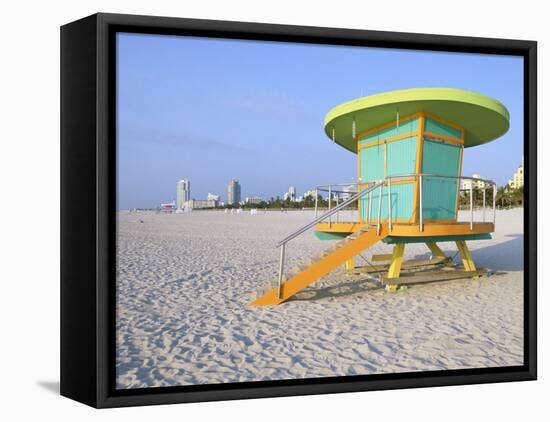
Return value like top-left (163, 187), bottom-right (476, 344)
top-left (274, 181), bottom-right (384, 298)
top-left (313, 174), bottom-right (497, 232)
top-left (275, 173), bottom-right (497, 299)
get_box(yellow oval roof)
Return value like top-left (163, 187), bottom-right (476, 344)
top-left (324, 88), bottom-right (510, 153)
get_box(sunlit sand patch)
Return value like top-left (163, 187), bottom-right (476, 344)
top-left (115, 208), bottom-right (524, 389)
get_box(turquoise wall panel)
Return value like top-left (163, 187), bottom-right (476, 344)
top-left (360, 144), bottom-right (384, 182)
top-left (360, 117), bottom-right (418, 145)
top-left (421, 178), bottom-right (459, 219)
top-left (359, 135), bottom-right (418, 221)
top-left (424, 117), bottom-right (461, 139)
top-left (360, 183), bottom-right (414, 221)
top-left (422, 139), bottom-right (461, 176)
top-left (387, 136), bottom-right (418, 176)
top-left (421, 139), bottom-right (461, 220)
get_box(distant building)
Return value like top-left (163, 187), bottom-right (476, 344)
top-left (303, 189), bottom-right (318, 200)
top-left (207, 192), bottom-right (220, 206)
top-left (227, 179), bottom-right (241, 205)
top-left (507, 158), bottom-right (524, 190)
top-left (160, 201), bottom-right (176, 213)
top-left (461, 174), bottom-right (485, 190)
top-left (288, 186), bottom-right (296, 201)
top-left (183, 199), bottom-right (217, 209)
top-left (245, 196), bottom-right (263, 205)
top-left (283, 186), bottom-right (297, 202)
top-left (176, 179), bottom-right (191, 209)
top-left (341, 184), bottom-right (355, 200)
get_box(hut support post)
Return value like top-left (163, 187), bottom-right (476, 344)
top-left (426, 242), bottom-right (447, 259)
top-left (387, 243), bottom-right (405, 279)
top-left (456, 240), bottom-right (476, 272)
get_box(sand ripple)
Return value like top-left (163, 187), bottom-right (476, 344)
top-left (116, 209), bottom-right (524, 389)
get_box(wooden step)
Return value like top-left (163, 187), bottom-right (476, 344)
top-left (380, 268), bottom-right (487, 286)
top-left (351, 256), bottom-right (452, 274)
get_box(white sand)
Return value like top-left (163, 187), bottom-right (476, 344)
top-left (116, 208), bottom-right (524, 389)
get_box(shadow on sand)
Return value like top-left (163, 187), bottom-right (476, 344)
top-left (289, 279), bottom-right (384, 303)
top-left (466, 233), bottom-right (524, 271)
top-left (405, 233), bottom-right (523, 272)
top-left (288, 233), bottom-right (523, 303)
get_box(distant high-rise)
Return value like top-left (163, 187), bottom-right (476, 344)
top-left (285, 186), bottom-right (297, 202)
top-left (227, 179), bottom-right (241, 205)
top-left (176, 179), bottom-right (191, 209)
top-left (508, 157), bottom-right (524, 190)
top-left (461, 174), bottom-right (485, 191)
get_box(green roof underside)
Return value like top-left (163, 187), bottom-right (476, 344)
top-left (324, 88), bottom-right (510, 153)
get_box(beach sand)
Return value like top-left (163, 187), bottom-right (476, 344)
top-left (116, 208), bottom-right (524, 389)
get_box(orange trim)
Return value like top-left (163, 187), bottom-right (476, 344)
top-left (357, 132), bottom-right (361, 223)
top-left (315, 222), bottom-right (366, 233)
top-left (356, 112), bottom-right (422, 140)
top-left (384, 141), bottom-right (387, 178)
top-left (315, 221), bottom-right (495, 236)
top-left (359, 132), bottom-right (419, 149)
top-left (416, 218), bottom-right (459, 224)
top-left (423, 131), bottom-right (464, 145)
top-left (387, 179), bottom-right (415, 186)
top-left (391, 222), bottom-right (494, 236)
top-left (412, 114), bottom-right (425, 222)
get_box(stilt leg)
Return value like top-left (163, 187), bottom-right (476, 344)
top-left (385, 284), bottom-right (398, 293)
top-left (426, 242), bottom-right (446, 259)
top-left (456, 240), bottom-right (476, 272)
top-left (387, 243), bottom-right (405, 279)
top-left (345, 257), bottom-right (355, 271)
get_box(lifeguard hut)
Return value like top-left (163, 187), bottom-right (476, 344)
top-left (250, 88), bottom-right (509, 306)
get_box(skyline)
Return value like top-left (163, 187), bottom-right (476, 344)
top-left (157, 167), bottom-right (522, 209)
top-left (117, 33), bottom-right (523, 210)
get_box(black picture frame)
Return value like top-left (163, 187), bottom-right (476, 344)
top-left (60, 12), bottom-right (537, 408)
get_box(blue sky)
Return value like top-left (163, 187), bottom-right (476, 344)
top-left (117, 33), bottom-right (523, 209)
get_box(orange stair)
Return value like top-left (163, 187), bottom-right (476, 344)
top-left (249, 225), bottom-right (388, 306)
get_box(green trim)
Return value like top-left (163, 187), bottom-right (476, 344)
top-left (324, 87), bottom-right (509, 153)
top-left (383, 233), bottom-right (492, 244)
top-left (314, 231), bottom-right (349, 240)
